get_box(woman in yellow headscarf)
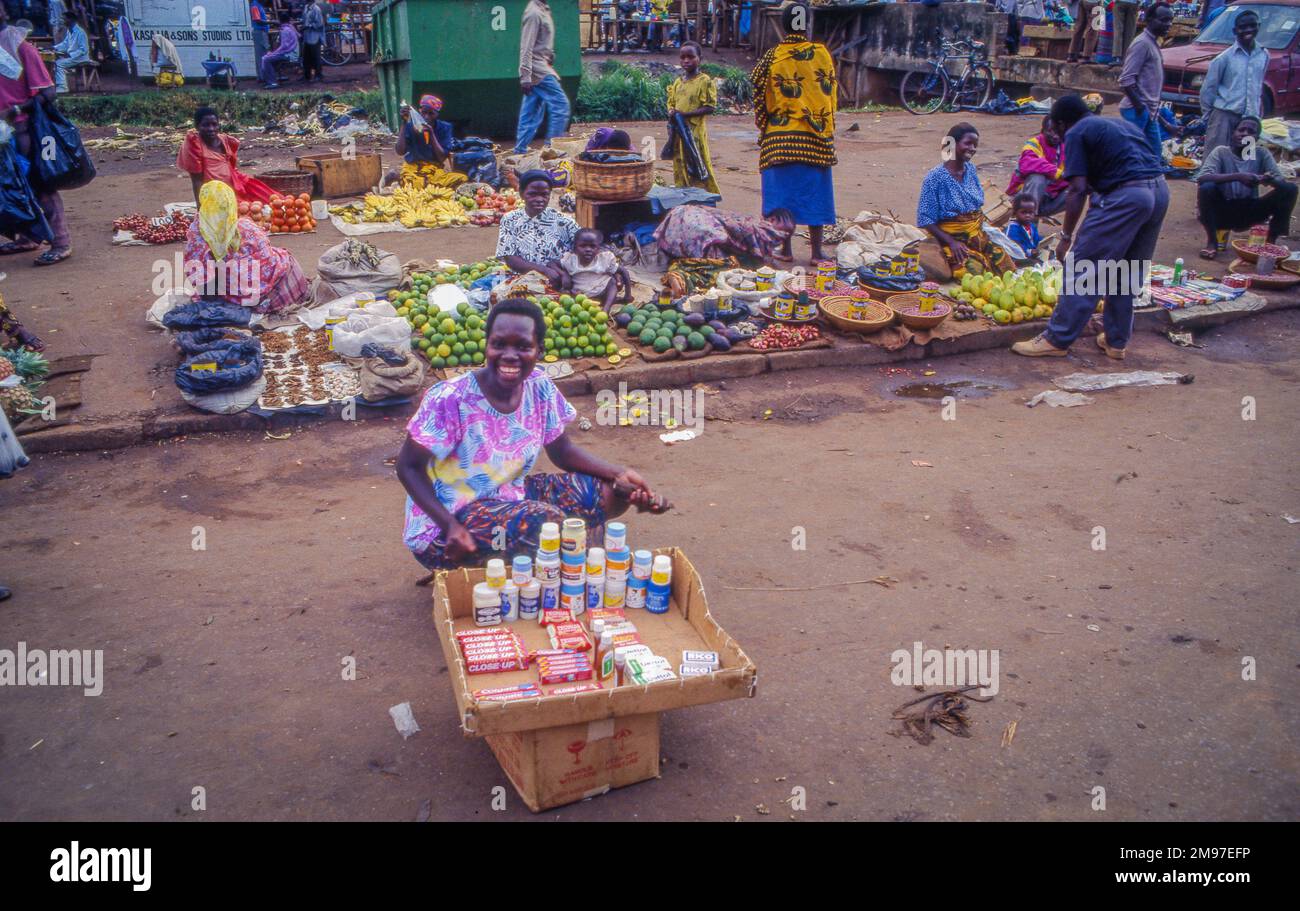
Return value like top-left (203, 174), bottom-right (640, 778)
top-left (750, 3), bottom-right (837, 262)
top-left (182, 181), bottom-right (309, 315)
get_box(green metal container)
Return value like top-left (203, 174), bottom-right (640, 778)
top-left (372, 0), bottom-right (582, 140)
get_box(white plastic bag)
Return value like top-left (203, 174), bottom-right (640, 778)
top-left (146, 289), bottom-right (190, 329)
top-left (331, 311), bottom-right (412, 357)
top-left (389, 702), bottom-right (421, 740)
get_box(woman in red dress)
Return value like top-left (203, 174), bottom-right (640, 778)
top-left (176, 106), bottom-right (275, 205)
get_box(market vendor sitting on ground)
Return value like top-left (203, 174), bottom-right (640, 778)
top-left (917, 122), bottom-right (1012, 276)
top-left (653, 203), bottom-right (794, 263)
top-left (1006, 115), bottom-right (1069, 217)
top-left (1195, 116), bottom-right (1297, 260)
top-left (558, 228), bottom-right (631, 312)
top-left (397, 297), bottom-right (670, 571)
top-left (183, 181), bottom-right (309, 316)
top-left (177, 106), bottom-right (276, 205)
top-left (381, 94), bottom-right (456, 188)
top-left (495, 169), bottom-right (579, 285)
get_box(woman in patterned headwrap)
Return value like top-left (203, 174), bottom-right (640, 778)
top-left (181, 181), bottom-right (308, 315)
top-left (750, 3), bottom-right (836, 263)
top-left (383, 94), bottom-right (458, 187)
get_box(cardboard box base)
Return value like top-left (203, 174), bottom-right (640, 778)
top-left (486, 713), bottom-right (661, 812)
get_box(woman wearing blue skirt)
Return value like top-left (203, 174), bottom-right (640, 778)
top-left (750, 3), bottom-right (836, 263)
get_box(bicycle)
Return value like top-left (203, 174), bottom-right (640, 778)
top-left (321, 23), bottom-right (358, 66)
top-left (899, 38), bottom-right (994, 116)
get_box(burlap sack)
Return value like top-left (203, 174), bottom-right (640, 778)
top-left (313, 241), bottom-right (403, 304)
top-left (360, 352), bottom-right (426, 401)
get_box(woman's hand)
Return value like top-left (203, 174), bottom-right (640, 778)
top-left (445, 523), bottom-right (478, 562)
top-left (612, 469), bottom-right (672, 512)
top-left (945, 240), bottom-right (969, 265)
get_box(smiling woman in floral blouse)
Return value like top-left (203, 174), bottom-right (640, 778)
top-left (495, 170), bottom-right (579, 286)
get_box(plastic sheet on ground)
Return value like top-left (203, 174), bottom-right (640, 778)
top-left (1027, 390), bottom-right (1093, 408)
top-left (1053, 371), bottom-right (1191, 392)
top-left (328, 212), bottom-right (431, 237)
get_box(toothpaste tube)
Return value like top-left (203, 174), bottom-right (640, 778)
top-left (679, 663), bottom-right (714, 677)
top-left (472, 683), bottom-right (541, 698)
top-left (547, 682), bottom-right (603, 696)
top-left (462, 639), bottom-right (527, 660)
top-left (466, 656), bottom-right (529, 675)
top-left (682, 650), bottom-right (720, 669)
top-left (539, 608), bottom-right (574, 626)
top-left (456, 629), bottom-right (520, 645)
top-left (476, 688), bottom-right (542, 702)
top-left (529, 648), bottom-right (579, 660)
top-left (536, 655), bottom-right (593, 670)
top-left (539, 665), bottom-right (595, 685)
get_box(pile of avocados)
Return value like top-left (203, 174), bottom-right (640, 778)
top-left (612, 304), bottom-right (742, 355)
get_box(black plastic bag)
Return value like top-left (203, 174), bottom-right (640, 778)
top-left (662, 112), bottom-right (708, 181)
top-left (175, 327), bottom-right (249, 354)
top-left (175, 339), bottom-right (263, 396)
top-left (454, 149), bottom-right (501, 188)
top-left (0, 141), bottom-right (52, 243)
top-left (162, 299), bottom-right (254, 331)
top-left (28, 97), bottom-right (96, 193)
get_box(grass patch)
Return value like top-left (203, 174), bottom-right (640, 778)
top-left (841, 102), bottom-right (902, 114)
top-left (574, 60), bottom-right (753, 123)
top-left (59, 88), bottom-right (383, 128)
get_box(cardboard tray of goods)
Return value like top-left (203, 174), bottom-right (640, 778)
top-left (432, 548), bottom-right (757, 811)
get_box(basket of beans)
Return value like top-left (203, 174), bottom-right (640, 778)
top-left (1231, 240), bottom-right (1290, 264)
top-left (886, 292), bottom-right (952, 330)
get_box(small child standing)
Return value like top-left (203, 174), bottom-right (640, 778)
top-left (1005, 193), bottom-right (1042, 258)
top-left (558, 228), bottom-right (631, 312)
top-left (666, 42), bottom-right (720, 194)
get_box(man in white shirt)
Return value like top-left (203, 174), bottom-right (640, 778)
top-left (1199, 8), bottom-right (1269, 154)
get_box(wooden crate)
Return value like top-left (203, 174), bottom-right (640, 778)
top-left (575, 195), bottom-right (656, 235)
top-left (295, 152), bottom-right (383, 198)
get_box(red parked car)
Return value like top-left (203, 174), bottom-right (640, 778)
top-left (1161, 0), bottom-right (1300, 116)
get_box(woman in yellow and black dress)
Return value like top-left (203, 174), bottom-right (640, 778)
top-left (750, 3), bottom-right (836, 263)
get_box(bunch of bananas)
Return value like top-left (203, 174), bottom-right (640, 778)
top-left (400, 162), bottom-right (468, 190)
top-left (352, 185), bottom-right (470, 228)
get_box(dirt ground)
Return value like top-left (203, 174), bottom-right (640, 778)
top-left (1, 92), bottom-right (1298, 822)
top-left (3, 306), bottom-right (1299, 821)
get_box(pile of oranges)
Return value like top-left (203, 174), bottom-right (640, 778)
top-left (239, 193), bottom-right (318, 234)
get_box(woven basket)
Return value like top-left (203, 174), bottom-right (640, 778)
top-left (1227, 259), bottom-right (1300, 290)
top-left (887, 292), bottom-right (952, 330)
top-left (571, 159), bottom-right (654, 201)
top-left (1231, 239), bottom-right (1290, 265)
top-left (257, 170), bottom-right (315, 198)
top-left (781, 275), bottom-right (857, 300)
top-left (819, 295), bottom-right (894, 334)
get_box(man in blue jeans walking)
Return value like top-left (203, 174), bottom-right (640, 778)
top-left (1012, 94), bottom-right (1169, 360)
top-left (515, 0), bottom-right (571, 155)
top-left (1117, 2), bottom-right (1173, 157)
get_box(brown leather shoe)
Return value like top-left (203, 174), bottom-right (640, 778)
top-left (1011, 334), bottom-right (1069, 357)
top-left (1096, 332), bottom-right (1126, 360)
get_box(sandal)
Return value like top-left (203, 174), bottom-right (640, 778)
top-left (1198, 246), bottom-right (1219, 261)
top-left (34, 248), bottom-right (71, 266)
top-left (0, 241), bottom-right (39, 256)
